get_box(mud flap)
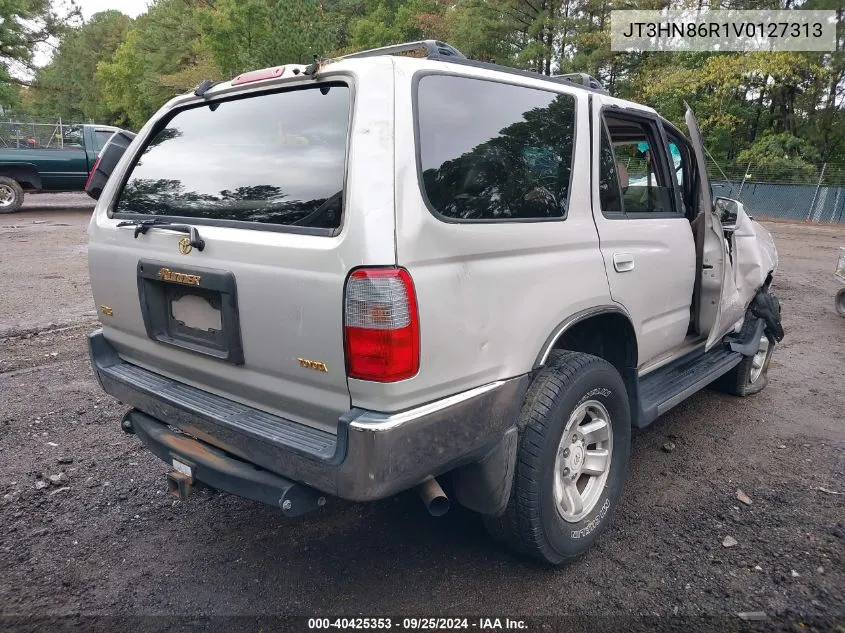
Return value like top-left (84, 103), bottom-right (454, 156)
top-left (451, 427), bottom-right (518, 516)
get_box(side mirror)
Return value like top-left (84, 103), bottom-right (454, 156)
top-left (714, 196), bottom-right (740, 232)
top-left (85, 129), bottom-right (136, 200)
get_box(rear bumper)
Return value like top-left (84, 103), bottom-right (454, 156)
top-left (89, 330), bottom-right (527, 503)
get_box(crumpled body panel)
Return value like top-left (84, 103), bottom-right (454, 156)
top-left (707, 206), bottom-right (778, 348)
top-left (733, 209), bottom-right (778, 302)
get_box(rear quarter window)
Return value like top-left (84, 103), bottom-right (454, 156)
top-left (114, 83), bottom-right (350, 233)
top-left (416, 74), bottom-right (577, 222)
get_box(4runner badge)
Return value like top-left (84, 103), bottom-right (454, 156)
top-left (178, 237), bottom-right (193, 255)
top-left (157, 267), bottom-right (201, 286)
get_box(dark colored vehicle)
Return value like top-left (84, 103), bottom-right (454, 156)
top-left (85, 130), bottom-right (137, 200)
top-left (0, 124), bottom-right (123, 213)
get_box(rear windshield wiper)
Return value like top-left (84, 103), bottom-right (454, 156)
top-left (116, 218), bottom-right (205, 251)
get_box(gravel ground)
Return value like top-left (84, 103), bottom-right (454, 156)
top-left (0, 201), bottom-right (843, 632)
top-left (0, 193), bottom-right (96, 336)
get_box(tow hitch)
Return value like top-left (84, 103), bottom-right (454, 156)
top-left (167, 470), bottom-right (194, 501)
top-left (126, 409), bottom-right (327, 517)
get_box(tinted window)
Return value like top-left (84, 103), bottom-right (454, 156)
top-left (95, 130), bottom-right (114, 152)
top-left (116, 84), bottom-right (349, 230)
top-left (598, 124), bottom-right (622, 214)
top-left (417, 75), bottom-right (576, 221)
top-left (604, 115), bottom-right (674, 215)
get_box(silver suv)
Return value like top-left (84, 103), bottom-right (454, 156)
top-left (87, 41), bottom-right (783, 564)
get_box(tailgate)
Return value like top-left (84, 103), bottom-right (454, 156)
top-left (88, 71), bottom-right (395, 434)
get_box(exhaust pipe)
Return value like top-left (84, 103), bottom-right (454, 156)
top-left (417, 477), bottom-right (450, 517)
top-left (120, 411), bottom-right (135, 435)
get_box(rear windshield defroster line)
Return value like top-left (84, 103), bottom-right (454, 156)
top-left (112, 82), bottom-right (351, 236)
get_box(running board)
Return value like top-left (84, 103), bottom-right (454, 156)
top-left (635, 345), bottom-right (743, 428)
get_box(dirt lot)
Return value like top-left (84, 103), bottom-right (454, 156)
top-left (0, 195), bottom-right (843, 631)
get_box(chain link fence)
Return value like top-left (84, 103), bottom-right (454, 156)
top-left (618, 154), bottom-right (845, 223)
top-left (0, 117), bottom-right (94, 150)
top-left (708, 161), bottom-right (845, 224)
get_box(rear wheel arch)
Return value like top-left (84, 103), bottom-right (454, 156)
top-left (453, 310), bottom-right (639, 517)
top-left (535, 308), bottom-right (638, 405)
top-left (0, 166), bottom-right (41, 190)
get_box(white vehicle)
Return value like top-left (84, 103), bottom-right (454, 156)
top-left (86, 41), bottom-right (783, 564)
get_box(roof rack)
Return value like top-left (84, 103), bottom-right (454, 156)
top-left (552, 72), bottom-right (607, 93)
top-left (344, 40), bottom-right (466, 61)
top-left (446, 57), bottom-right (609, 95)
top-left (332, 40), bottom-right (609, 95)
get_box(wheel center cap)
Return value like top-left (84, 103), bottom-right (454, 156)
top-left (571, 445), bottom-right (584, 468)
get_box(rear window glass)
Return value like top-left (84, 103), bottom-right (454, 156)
top-left (417, 75), bottom-right (576, 221)
top-left (94, 130), bottom-right (114, 152)
top-left (115, 83), bottom-right (349, 231)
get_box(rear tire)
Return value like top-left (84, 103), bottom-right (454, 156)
top-left (836, 288), bottom-right (845, 318)
top-left (0, 177), bottom-right (24, 213)
top-left (712, 317), bottom-right (775, 396)
top-left (484, 350), bottom-right (631, 565)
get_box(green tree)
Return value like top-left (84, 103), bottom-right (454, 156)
top-left (3, 0), bottom-right (841, 167)
top-left (346, 0), bottom-right (451, 52)
top-left (96, 0), bottom-right (216, 129)
top-left (23, 11), bottom-right (132, 121)
top-left (0, 0), bottom-right (80, 110)
top-left (199, 0), bottom-right (341, 76)
top-left (737, 133), bottom-right (822, 182)
top-left (446, 0), bottom-right (557, 71)
top-left (446, 0), bottom-right (513, 62)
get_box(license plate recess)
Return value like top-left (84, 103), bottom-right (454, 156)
top-left (136, 259), bottom-right (244, 364)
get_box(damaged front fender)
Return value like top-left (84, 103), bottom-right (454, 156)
top-left (707, 199), bottom-right (780, 348)
top-left (733, 207), bottom-right (778, 304)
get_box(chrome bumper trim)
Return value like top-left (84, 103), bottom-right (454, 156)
top-left (348, 381), bottom-right (507, 431)
top-left (89, 330), bottom-right (528, 502)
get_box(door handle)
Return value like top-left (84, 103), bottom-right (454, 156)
top-left (613, 252), bottom-right (635, 272)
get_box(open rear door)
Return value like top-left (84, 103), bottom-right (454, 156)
top-left (685, 106), bottom-right (744, 349)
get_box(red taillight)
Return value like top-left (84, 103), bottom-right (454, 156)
top-left (85, 156), bottom-right (101, 191)
top-left (344, 268), bottom-right (419, 382)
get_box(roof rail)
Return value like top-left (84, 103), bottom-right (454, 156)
top-left (552, 72), bottom-right (607, 93)
top-left (344, 40), bottom-right (467, 61)
top-left (330, 39), bottom-right (609, 95)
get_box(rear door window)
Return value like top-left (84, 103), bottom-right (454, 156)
top-left (114, 83), bottom-right (350, 232)
top-left (602, 113), bottom-right (677, 217)
top-left (416, 75), bottom-right (577, 221)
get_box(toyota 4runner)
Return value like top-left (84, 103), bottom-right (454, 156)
top-left (87, 41), bottom-right (783, 564)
